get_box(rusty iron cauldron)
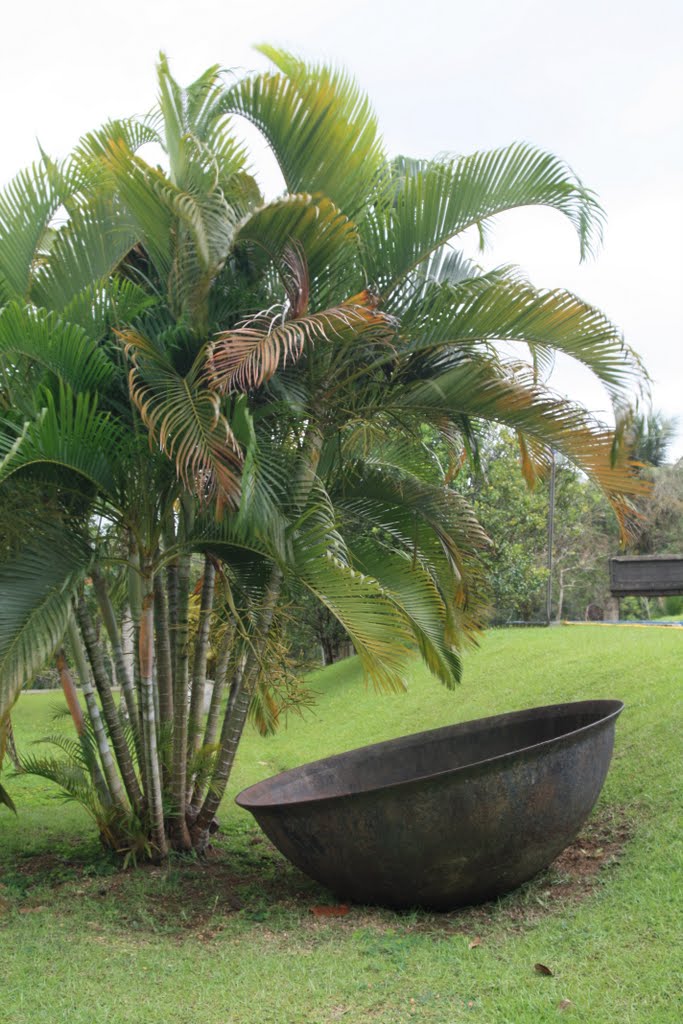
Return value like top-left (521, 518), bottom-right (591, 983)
top-left (236, 699), bottom-right (623, 910)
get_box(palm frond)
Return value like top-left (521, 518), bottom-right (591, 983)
top-left (399, 274), bottom-right (644, 403)
top-left (72, 115), bottom-right (162, 168)
top-left (35, 732), bottom-right (89, 768)
top-left (0, 154), bottom-right (75, 301)
top-left (0, 301), bottom-right (115, 393)
top-left (0, 529), bottom-right (91, 766)
top-left (102, 136), bottom-right (240, 326)
top-left (233, 192), bottom-right (360, 303)
top-left (15, 753), bottom-right (105, 820)
top-left (336, 463), bottom-right (490, 640)
top-left (60, 278), bottom-right (158, 339)
top-left (191, 492), bottom-right (291, 575)
top-left (0, 383), bottom-right (125, 501)
top-left (229, 397), bottom-right (291, 548)
top-left (206, 291), bottom-right (391, 392)
top-left (350, 536), bottom-right (465, 687)
top-left (289, 499), bottom-right (415, 692)
top-left (221, 46), bottom-right (386, 217)
top-left (31, 194), bottom-right (141, 312)
top-left (392, 358), bottom-right (649, 536)
top-left (156, 54), bottom-right (248, 191)
top-left (122, 329), bottom-right (242, 514)
top-left (365, 143), bottom-right (605, 296)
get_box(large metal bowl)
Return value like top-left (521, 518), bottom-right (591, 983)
top-left (236, 699), bottom-right (623, 909)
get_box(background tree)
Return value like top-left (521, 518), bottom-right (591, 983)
top-left (456, 429), bottom-right (619, 623)
top-left (634, 461), bottom-right (683, 555)
top-left (0, 51), bottom-right (646, 849)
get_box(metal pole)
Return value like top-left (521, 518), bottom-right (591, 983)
top-left (546, 450), bottom-right (556, 624)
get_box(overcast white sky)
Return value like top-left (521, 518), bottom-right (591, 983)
top-left (2, 0), bottom-right (682, 454)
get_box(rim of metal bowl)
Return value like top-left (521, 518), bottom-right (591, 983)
top-left (235, 698), bottom-right (624, 811)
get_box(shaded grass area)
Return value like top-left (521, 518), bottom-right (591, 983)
top-left (1, 626), bottom-right (682, 1023)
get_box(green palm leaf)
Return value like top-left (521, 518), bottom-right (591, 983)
top-left (288, 497), bottom-right (415, 692)
top-left (393, 358), bottom-right (648, 534)
top-left (399, 274), bottom-right (643, 402)
top-left (72, 116), bottom-right (162, 169)
top-left (0, 301), bottom-right (115, 393)
top-left (364, 144), bottom-right (604, 296)
top-left (0, 383), bottom-right (125, 501)
top-left (0, 529), bottom-right (91, 773)
top-left (221, 46), bottom-right (386, 218)
top-left (336, 464), bottom-right (490, 639)
top-left (350, 536), bottom-right (464, 687)
top-left (60, 278), bottom-right (158, 339)
top-left (156, 54), bottom-right (248, 191)
top-left (294, 541), bottom-right (414, 693)
top-left (101, 140), bottom-right (238, 325)
top-left (233, 193), bottom-right (359, 303)
top-left (31, 194), bottom-right (141, 312)
top-left (0, 155), bottom-right (76, 302)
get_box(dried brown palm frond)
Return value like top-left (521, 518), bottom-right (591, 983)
top-left (205, 289), bottom-right (392, 394)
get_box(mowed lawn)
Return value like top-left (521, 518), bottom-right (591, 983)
top-left (1, 626), bottom-right (681, 1024)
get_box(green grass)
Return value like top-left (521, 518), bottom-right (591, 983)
top-left (1, 626), bottom-right (682, 1023)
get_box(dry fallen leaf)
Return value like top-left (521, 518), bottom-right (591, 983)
top-left (558, 998), bottom-right (573, 1011)
top-left (468, 937), bottom-right (482, 949)
top-left (19, 906), bottom-right (47, 914)
top-left (534, 962), bottom-right (554, 976)
top-left (310, 904), bottom-right (350, 918)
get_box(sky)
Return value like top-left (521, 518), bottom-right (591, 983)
top-left (2, 0), bottom-right (682, 454)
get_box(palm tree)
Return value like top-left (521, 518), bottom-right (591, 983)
top-left (626, 409), bottom-right (677, 468)
top-left (0, 50), bottom-right (646, 852)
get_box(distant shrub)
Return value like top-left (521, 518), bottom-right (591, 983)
top-left (663, 595), bottom-right (683, 617)
top-left (621, 596), bottom-right (647, 620)
top-left (24, 671), bottom-right (60, 691)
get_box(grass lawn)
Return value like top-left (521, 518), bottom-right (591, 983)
top-left (1, 625), bottom-right (681, 1023)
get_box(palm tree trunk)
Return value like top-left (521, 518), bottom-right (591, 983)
top-left (139, 567), bottom-right (168, 857)
top-left (127, 538), bottom-right (143, 715)
top-left (91, 566), bottom-right (142, 755)
top-left (170, 548), bottom-right (192, 849)
top-left (4, 719), bottom-right (20, 770)
top-left (556, 567), bottom-right (567, 622)
top-left (55, 648), bottom-right (85, 736)
top-left (194, 424), bottom-right (324, 840)
top-left (68, 618), bottom-right (124, 809)
top-left (153, 572), bottom-right (174, 727)
top-left (202, 630), bottom-right (232, 749)
top-left (56, 646), bottom-right (110, 804)
top-left (194, 568), bottom-right (281, 833)
top-left (121, 606), bottom-right (135, 715)
top-left (187, 557), bottom-right (215, 760)
top-left (76, 595), bottom-right (143, 814)
top-left (166, 559), bottom-right (179, 677)
top-left (190, 630), bottom-right (234, 810)
top-left (162, 514), bottom-right (179, 684)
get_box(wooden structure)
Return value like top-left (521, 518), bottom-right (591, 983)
top-left (609, 555), bottom-right (683, 597)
